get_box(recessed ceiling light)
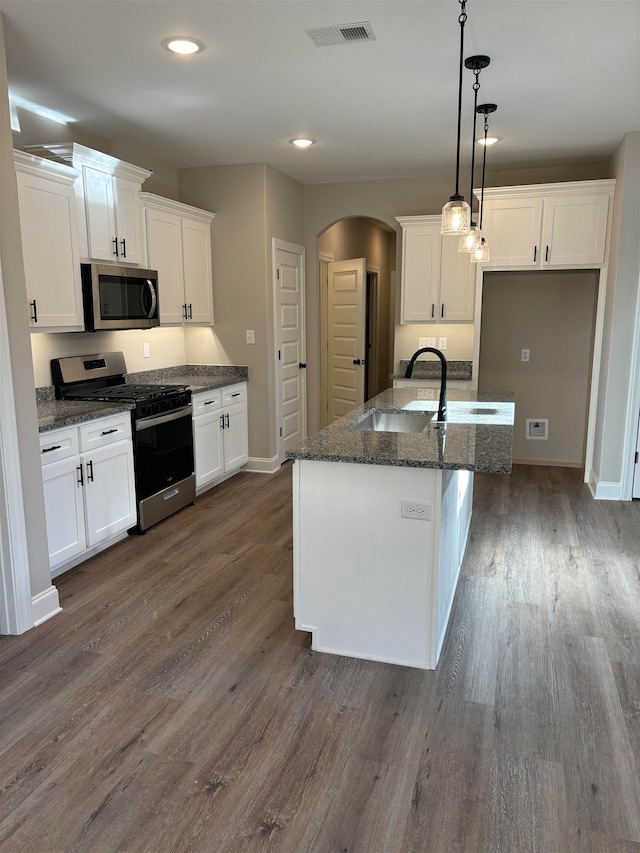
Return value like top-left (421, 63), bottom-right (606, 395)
top-left (478, 136), bottom-right (500, 146)
top-left (162, 37), bottom-right (205, 55)
top-left (290, 138), bottom-right (316, 148)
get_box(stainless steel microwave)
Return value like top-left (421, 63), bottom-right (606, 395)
top-left (81, 263), bottom-right (160, 331)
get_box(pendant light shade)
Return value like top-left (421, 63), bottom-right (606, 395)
top-left (441, 0), bottom-right (471, 235)
top-left (459, 224), bottom-right (483, 252)
top-left (471, 238), bottom-right (490, 263)
top-left (471, 103), bottom-right (497, 264)
top-left (442, 197), bottom-right (471, 235)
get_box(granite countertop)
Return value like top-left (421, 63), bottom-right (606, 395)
top-left (36, 364), bottom-right (249, 432)
top-left (286, 388), bottom-right (514, 474)
top-left (127, 364), bottom-right (249, 394)
top-left (393, 359), bottom-right (473, 381)
top-left (37, 399), bottom-right (134, 433)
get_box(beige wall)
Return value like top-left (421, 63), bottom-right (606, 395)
top-left (0, 16), bottom-right (50, 598)
top-left (478, 270), bottom-right (598, 465)
top-left (31, 328), bottom-right (187, 388)
top-left (590, 132), bottom-right (640, 488)
top-left (303, 158), bottom-right (612, 434)
top-left (178, 162), bottom-right (304, 463)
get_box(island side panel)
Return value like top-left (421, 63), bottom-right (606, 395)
top-left (292, 458), bottom-right (443, 669)
top-left (435, 468), bottom-right (474, 661)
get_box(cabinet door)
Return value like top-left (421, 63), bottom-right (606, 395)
top-left (42, 457), bottom-right (86, 570)
top-left (83, 166), bottom-right (118, 262)
top-left (439, 236), bottom-right (475, 322)
top-left (541, 194), bottom-right (609, 266)
top-left (400, 223), bottom-right (441, 323)
top-left (193, 411), bottom-right (224, 489)
top-left (145, 208), bottom-right (186, 325)
top-left (223, 402), bottom-right (248, 471)
top-left (83, 442), bottom-right (136, 547)
top-left (182, 217), bottom-right (214, 324)
top-left (482, 197), bottom-right (543, 266)
top-left (113, 176), bottom-right (147, 266)
top-left (16, 171), bottom-right (83, 330)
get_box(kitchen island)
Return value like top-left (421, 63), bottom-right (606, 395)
top-left (286, 388), bottom-right (514, 670)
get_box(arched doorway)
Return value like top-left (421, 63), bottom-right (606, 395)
top-left (317, 217), bottom-right (396, 428)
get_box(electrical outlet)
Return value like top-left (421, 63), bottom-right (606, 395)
top-left (425, 337), bottom-right (436, 348)
top-left (143, 342), bottom-right (150, 358)
top-left (401, 500), bottom-right (432, 521)
top-left (246, 330), bottom-right (255, 344)
top-left (438, 337), bottom-right (447, 351)
top-left (419, 337), bottom-right (428, 348)
top-left (521, 348), bottom-right (530, 362)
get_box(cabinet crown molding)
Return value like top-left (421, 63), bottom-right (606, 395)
top-left (24, 143), bottom-right (152, 184)
top-left (14, 149), bottom-right (79, 184)
top-left (139, 192), bottom-right (216, 223)
top-left (476, 179), bottom-right (615, 200)
top-left (395, 214), bottom-right (441, 227)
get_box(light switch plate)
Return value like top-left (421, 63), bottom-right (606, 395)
top-left (438, 337), bottom-right (447, 350)
top-left (246, 330), bottom-right (255, 344)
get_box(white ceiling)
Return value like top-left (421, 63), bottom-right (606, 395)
top-left (1, 0), bottom-right (639, 185)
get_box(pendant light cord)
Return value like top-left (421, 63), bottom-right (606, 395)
top-left (479, 112), bottom-right (489, 230)
top-left (468, 67), bottom-right (481, 224)
top-left (453, 0), bottom-right (468, 198)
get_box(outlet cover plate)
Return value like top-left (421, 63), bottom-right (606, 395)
top-left (401, 500), bottom-right (432, 520)
top-left (526, 418), bottom-right (548, 440)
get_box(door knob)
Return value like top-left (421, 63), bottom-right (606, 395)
top-left (299, 362), bottom-right (307, 369)
top-left (353, 359), bottom-right (361, 365)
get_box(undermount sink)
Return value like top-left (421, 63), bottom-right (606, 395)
top-left (350, 411), bottom-right (434, 433)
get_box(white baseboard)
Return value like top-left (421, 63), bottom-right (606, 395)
top-left (587, 469), bottom-right (623, 500)
top-left (31, 585), bottom-right (62, 627)
top-left (245, 455), bottom-right (281, 474)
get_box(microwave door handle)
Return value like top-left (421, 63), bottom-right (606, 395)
top-left (145, 280), bottom-right (157, 319)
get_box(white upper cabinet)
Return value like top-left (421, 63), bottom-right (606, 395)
top-left (396, 215), bottom-right (475, 324)
top-left (480, 181), bottom-right (614, 269)
top-left (140, 193), bottom-right (215, 326)
top-left (14, 150), bottom-right (84, 331)
top-left (25, 142), bottom-right (151, 265)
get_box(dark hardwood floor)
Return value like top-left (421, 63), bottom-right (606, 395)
top-left (1, 463), bottom-right (640, 852)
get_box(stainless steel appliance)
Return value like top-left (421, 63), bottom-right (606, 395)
top-left (81, 264), bottom-right (160, 331)
top-left (52, 352), bottom-right (194, 532)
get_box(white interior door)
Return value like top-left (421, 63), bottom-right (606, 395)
top-left (274, 241), bottom-right (306, 463)
top-left (633, 412), bottom-right (640, 499)
top-left (328, 258), bottom-right (366, 421)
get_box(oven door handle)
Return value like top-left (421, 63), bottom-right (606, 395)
top-left (145, 280), bottom-right (158, 320)
top-left (136, 405), bottom-right (192, 431)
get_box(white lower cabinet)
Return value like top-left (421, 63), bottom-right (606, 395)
top-left (40, 413), bottom-right (136, 575)
top-left (192, 383), bottom-right (248, 493)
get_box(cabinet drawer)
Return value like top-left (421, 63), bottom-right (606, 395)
top-left (79, 413), bottom-right (132, 452)
top-left (192, 389), bottom-right (222, 416)
top-left (39, 427), bottom-right (79, 466)
top-left (222, 383), bottom-right (247, 407)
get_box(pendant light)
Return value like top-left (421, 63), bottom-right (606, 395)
top-left (441, 0), bottom-right (471, 235)
top-left (459, 55), bottom-right (490, 253)
top-left (471, 103), bottom-right (497, 263)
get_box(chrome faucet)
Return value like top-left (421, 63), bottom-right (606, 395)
top-left (404, 347), bottom-right (447, 422)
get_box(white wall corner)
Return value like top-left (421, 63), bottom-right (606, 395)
top-left (31, 585), bottom-right (62, 627)
top-left (587, 469), bottom-right (623, 500)
top-left (245, 455), bottom-right (281, 474)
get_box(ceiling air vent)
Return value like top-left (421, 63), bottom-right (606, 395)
top-left (306, 22), bottom-right (376, 47)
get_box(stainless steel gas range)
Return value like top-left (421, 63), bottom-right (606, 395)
top-left (52, 352), bottom-right (195, 532)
